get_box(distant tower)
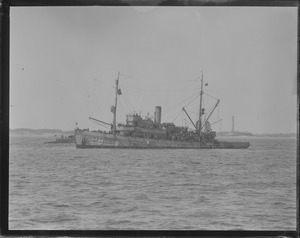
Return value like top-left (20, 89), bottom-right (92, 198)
top-left (231, 116), bottom-right (235, 133)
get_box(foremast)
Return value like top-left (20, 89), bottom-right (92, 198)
top-left (112, 72), bottom-right (121, 136)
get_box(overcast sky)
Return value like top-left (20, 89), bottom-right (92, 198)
top-left (10, 6), bottom-right (297, 133)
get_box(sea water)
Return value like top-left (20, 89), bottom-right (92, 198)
top-left (9, 135), bottom-right (297, 230)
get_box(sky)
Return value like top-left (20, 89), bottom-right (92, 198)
top-left (10, 6), bottom-right (297, 134)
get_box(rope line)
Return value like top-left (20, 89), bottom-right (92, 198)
top-left (204, 92), bottom-right (219, 100)
top-left (121, 85), bottom-right (198, 93)
top-left (172, 110), bottom-right (182, 123)
top-left (164, 91), bottom-right (200, 116)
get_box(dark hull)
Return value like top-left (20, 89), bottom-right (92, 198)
top-left (76, 144), bottom-right (250, 149)
top-left (75, 130), bottom-right (250, 149)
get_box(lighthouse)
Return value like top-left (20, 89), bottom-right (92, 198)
top-left (231, 116), bottom-right (235, 133)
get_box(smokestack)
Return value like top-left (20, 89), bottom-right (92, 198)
top-left (231, 116), bottom-right (235, 133)
top-left (155, 106), bottom-right (162, 124)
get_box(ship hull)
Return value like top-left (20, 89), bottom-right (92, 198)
top-left (75, 130), bottom-right (250, 149)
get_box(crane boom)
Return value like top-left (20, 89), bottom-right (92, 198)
top-left (201, 99), bottom-right (220, 130)
top-left (89, 116), bottom-right (112, 127)
top-left (182, 107), bottom-right (197, 130)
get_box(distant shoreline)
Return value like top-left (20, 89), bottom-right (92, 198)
top-left (9, 128), bottom-right (297, 138)
top-left (217, 131), bottom-right (296, 138)
top-left (9, 128), bottom-right (74, 136)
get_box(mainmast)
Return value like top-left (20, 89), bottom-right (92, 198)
top-left (112, 72), bottom-right (120, 136)
top-left (198, 71), bottom-right (204, 140)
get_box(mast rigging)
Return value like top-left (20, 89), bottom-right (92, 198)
top-left (112, 72), bottom-right (120, 136)
top-left (198, 71), bottom-right (204, 141)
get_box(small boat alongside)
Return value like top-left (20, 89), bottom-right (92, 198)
top-left (45, 135), bottom-right (75, 144)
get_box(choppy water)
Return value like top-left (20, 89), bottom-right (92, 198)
top-left (9, 135), bottom-right (296, 230)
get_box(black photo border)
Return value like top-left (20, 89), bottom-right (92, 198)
top-left (0, 0), bottom-right (299, 237)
